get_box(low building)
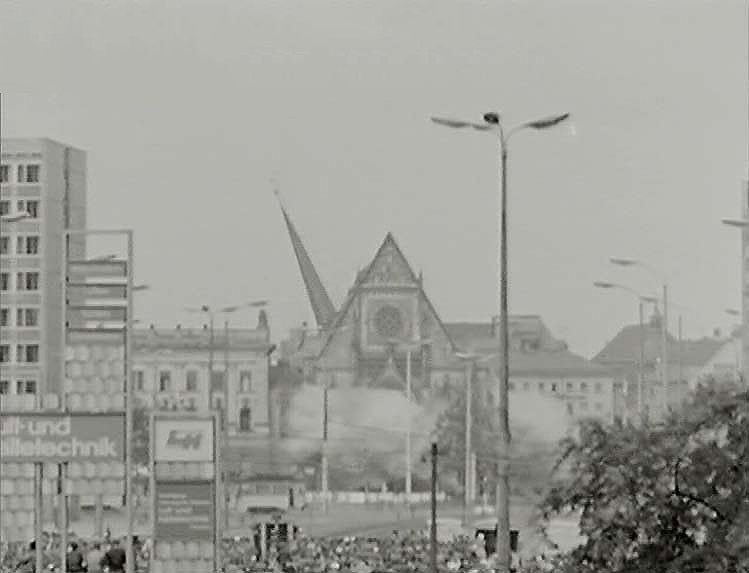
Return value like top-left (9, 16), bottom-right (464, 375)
top-left (593, 311), bottom-right (733, 421)
top-left (132, 311), bottom-right (274, 437)
top-left (446, 316), bottom-right (620, 426)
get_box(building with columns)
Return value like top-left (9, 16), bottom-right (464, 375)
top-left (132, 312), bottom-right (274, 437)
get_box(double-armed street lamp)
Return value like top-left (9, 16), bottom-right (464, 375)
top-left (610, 257), bottom-right (671, 418)
top-left (431, 110), bottom-right (570, 572)
top-left (593, 281), bottom-right (658, 423)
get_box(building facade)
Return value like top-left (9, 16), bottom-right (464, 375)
top-left (0, 138), bottom-right (87, 402)
top-left (132, 315), bottom-right (274, 437)
top-left (593, 312), bottom-right (731, 421)
top-left (446, 316), bottom-right (619, 426)
top-left (276, 200), bottom-right (618, 432)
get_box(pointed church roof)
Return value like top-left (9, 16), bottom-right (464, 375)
top-left (276, 194), bottom-right (337, 329)
top-left (316, 232), bottom-right (458, 358)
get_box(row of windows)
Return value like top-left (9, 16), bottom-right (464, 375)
top-left (0, 164), bottom-right (41, 184)
top-left (0, 200), bottom-right (40, 218)
top-left (566, 400), bottom-right (606, 415)
top-left (0, 307), bottom-right (40, 327)
top-left (515, 380), bottom-right (604, 394)
top-left (0, 344), bottom-right (40, 363)
top-left (0, 272), bottom-right (40, 291)
top-left (0, 379), bottom-right (37, 395)
top-left (0, 235), bottom-right (41, 255)
top-left (133, 369), bottom-right (254, 393)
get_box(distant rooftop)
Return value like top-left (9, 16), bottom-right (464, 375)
top-left (593, 321), bottom-right (726, 368)
top-left (134, 326), bottom-right (272, 353)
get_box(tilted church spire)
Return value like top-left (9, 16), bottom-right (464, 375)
top-left (275, 188), bottom-right (337, 329)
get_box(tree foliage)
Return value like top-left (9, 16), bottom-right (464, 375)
top-left (430, 379), bottom-right (499, 492)
top-left (539, 381), bottom-right (749, 573)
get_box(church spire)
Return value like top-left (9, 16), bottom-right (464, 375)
top-left (274, 186), bottom-right (337, 329)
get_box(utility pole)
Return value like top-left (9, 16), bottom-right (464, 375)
top-left (638, 299), bottom-right (645, 424)
top-left (321, 383), bottom-right (329, 512)
top-left (662, 285), bottom-right (669, 420)
top-left (463, 359), bottom-right (473, 525)
top-left (405, 348), bottom-right (412, 498)
top-left (430, 442), bottom-right (438, 573)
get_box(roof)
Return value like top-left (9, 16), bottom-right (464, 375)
top-left (593, 323), bottom-right (725, 367)
top-left (445, 319), bottom-right (611, 378)
top-left (134, 327), bottom-right (272, 353)
top-left (316, 233), bottom-right (458, 359)
top-left (490, 349), bottom-right (613, 378)
top-left (277, 198), bottom-right (337, 328)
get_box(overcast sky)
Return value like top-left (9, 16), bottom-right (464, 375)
top-left (2, 0), bottom-right (747, 357)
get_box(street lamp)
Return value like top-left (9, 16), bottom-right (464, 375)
top-left (610, 257), bottom-right (670, 419)
top-left (386, 336), bottom-right (433, 499)
top-left (455, 351), bottom-right (496, 525)
top-left (593, 281), bottom-right (657, 423)
top-left (432, 109), bottom-right (570, 573)
top-left (723, 217), bottom-right (749, 386)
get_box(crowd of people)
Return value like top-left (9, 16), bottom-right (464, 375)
top-left (2, 529), bottom-right (557, 572)
top-left (1, 532), bottom-right (142, 573)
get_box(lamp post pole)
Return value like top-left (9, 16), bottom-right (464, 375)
top-left (610, 258), bottom-right (670, 420)
top-left (593, 281), bottom-right (657, 424)
top-left (405, 347), bottom-right (412, 498)
top-left (432, 110), bottom-right (570, 573)
top-left (463, 359), bottom-right (472, 524)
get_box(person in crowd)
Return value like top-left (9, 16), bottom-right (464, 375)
top-left (13, 540), bottom-right (36, 573)
top-left (84, 542), bottom-right (103, 573)
top-left (100, 539), bottom-right (125, 573)
top-left (66, 541), bottom-right (87, 573)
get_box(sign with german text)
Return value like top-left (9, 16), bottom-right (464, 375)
top-left (0, 413), bottom-right (125, 462)
top-left (154, 418), bottom-right (214, 462)
top-left (155, 480), bottom-right (214, 542)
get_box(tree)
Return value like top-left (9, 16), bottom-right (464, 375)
top-left (539, 381), bottom-right (749, 573)
top-left (430, 378), bottom-right (499, 493)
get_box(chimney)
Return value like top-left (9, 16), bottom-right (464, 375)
top-left (176, 324), bottom-right (181, 330)
top-left (149, 324), bottom-right (155, 330)
top-left (203, 324), bottom-right (208, 330)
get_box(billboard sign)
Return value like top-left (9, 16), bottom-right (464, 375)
top-left (0, 413), bottom-right (125, 462)
top-left (154, 480), bottom-right (214, 542)
top-left (154, 418), bottom-right (214, 462)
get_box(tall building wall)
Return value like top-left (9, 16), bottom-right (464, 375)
top-left (0, 138), bottom-right (87, 400)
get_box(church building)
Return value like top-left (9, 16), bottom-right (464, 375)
top-left (276, 199), bottom-right (466, 401)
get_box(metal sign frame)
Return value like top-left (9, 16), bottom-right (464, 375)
top-left (150, 411), bottom-right (221, 572)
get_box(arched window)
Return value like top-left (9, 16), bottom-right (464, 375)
top-left (240, 405), bottom-right (252, 432)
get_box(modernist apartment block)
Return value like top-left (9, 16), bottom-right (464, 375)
top-left (0, 138), bottom-right (87, 404)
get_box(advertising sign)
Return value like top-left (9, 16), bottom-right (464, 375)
top-left (155, 481), bottom-right (214, 542)
top-left (0, 413), bottom-right (125, 463)
top-left (154, 418), bottom-right (214, 462)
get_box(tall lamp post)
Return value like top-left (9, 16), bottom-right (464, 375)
top-left (610, 258), bottom-right (670, 419)
top-left (387, 337), bottom-right (432, 498)
top-left (455, 351), bottom-right (496, 525)
top-left (593, 281), bottom-right (658, 423)
top-left (431, 110), bottom-right (570, 572)
top-left (722, 216), bottom-right (749, 387)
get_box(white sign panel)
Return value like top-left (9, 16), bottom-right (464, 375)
top-left (154, 418), bottom-right (214, 462)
